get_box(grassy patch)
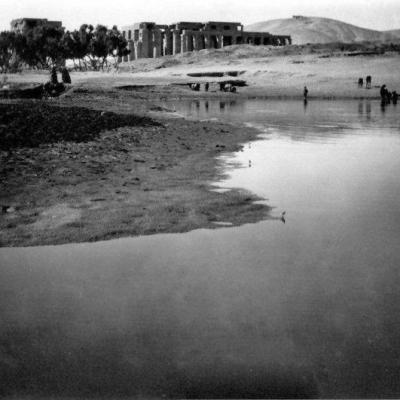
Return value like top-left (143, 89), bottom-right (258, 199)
top-left (0, 102), bottom-right (160, 150)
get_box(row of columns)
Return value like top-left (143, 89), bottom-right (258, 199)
top-left (121, 30), bottom-right (291, 62)
top-left (174, 31), bottom-right (227, 54)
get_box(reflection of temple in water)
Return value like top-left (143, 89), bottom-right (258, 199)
top-left (120, 21), bottom-right (291, 61)
top-left (358, 100), bottom-right (373, 120)
top-left (184, 99), bottom-right (241, 117)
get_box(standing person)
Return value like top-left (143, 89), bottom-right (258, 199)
top-left (392, 91), bottom-right (398, 105)
top-left (366, 75), bottom-right (372, 89)
top-left (386, 90), bottom-right (392, 104)
top-left (205, 82), bottom-right (209, 92)
top-left (303, 86), bottom-right (308, 100)
top-left (50, 66), bottom-right (58, 84)
top-left (380, 84), bottom-right (387, 101)
top-left (61, 67), bottom-right (71, 84)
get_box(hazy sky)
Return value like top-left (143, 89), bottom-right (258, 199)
top-left (2, 0), bottom-right (400, 32)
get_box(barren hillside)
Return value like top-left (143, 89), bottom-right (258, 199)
top-left (246, 16), bottom-right (400, 44)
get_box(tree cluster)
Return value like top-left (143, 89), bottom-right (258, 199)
top-left (0, 24), bottom-right (130, 73)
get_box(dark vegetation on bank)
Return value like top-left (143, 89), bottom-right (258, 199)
top-left (0, 24), bottom-right (129, 72)
top-left (0, 102), bottom-right (160, 150)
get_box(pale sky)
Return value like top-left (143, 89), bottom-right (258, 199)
top-left (2, 0), bottom-right (400, 32)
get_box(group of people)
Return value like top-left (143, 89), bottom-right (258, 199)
top-left (358, 75), bottom-right (372, 89)
top-left (188, 82), bottom-right (237, 93)
top-left (43, 66), bottom-right (72, 97)
top-left (380, 84), bottom-right (398, 105)
top-left (302, 80), bottom-right (398, 106)
top-left (220, 82), bottom-right (236, 93)
top-left (189, 82), bottom-right (210, 92)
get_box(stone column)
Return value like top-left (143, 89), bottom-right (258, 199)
top-left (181, 31), bottom-right (189, 53)
top-left (141, 28), bottom-right (150, 58)
top-left (199, 33), bottom-right (205, 50)
top-left (153, 30), bottom-right (162, 58)
top-left (193, 33), bottom-right (201, 51)
top-left (128, 40), bottom-right (135, 61)
top-left (136, 42), bottom-right (142, 59)
top-left (186, 33), bottom-right (193, 52)
top-left (173, 31), bottom-right (181, 55)
top-left (164, 29), bottom-right (173, 56)
top-left (204, 34), bottom-right (211, 49)
top-left (123, 41), bottom-right (129, 61)
top-left (217, 34), bottom-right (223, 48)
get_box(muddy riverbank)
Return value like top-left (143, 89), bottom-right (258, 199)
top-left (0, 91), bottom-right (270, 247)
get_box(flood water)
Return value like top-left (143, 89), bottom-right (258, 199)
top-left (1, 100), bottom-right (400, 398)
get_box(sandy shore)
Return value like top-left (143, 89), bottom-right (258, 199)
top-left (1, 46), bottom-right (399, 246)
top-left (5, 45), bottom-right (400, 99)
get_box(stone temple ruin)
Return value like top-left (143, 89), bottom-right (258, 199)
top-left (120, 21), bottom-right (291, 61)
top-left (10, 18), bottom-right (63, 33)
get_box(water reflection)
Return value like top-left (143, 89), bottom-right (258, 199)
top-left (0, 233), bottom-right (321, 398)
top-left (358, 100), bottom-right (373, 121)
top-left (2, 100), bottom-right (400, 398)
top-left (171, 99), bottom-right (399, 143)
top-left (358, 100), bottom-right (363, 115)
top-left (366, 101), bottom-right (371, 120)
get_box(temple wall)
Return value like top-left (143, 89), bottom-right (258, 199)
top-left (119, 20), bottom-right (291, 62)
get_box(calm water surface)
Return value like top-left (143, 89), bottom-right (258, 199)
top-left (1, 100), bottom-right (400, 398)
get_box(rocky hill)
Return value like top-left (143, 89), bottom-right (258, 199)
top-left (246, 16), bottom-right (400, 44)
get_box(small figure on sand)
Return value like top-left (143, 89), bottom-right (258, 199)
top-left (366, 75), bottom-right (372, 89)
top-left (50, 66), bottom-right (58, 84)
top-left (303, 86), bottom-right (308, 100)
top-left (204, 82), bottom-right (209, 92)
top-left (380, 84), bottom-right (392, 105)
top-left (61, 67), bottom-right (71, 84)
top-left (380, 84), bottom-right (388, 103)
top-left (358, 77), bottom-right (363, 88)
top-left (189, 83), bottom-right (200, 91)
top-left (43, 66), bottom-right (66, 97)
top-left (392, 91), bottom-right (398, 105)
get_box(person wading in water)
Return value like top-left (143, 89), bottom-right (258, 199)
top-left (304, 86), bottom-right (309, 100)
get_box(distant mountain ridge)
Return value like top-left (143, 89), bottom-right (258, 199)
top-left (245, 16), bottom-right (400, 44)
